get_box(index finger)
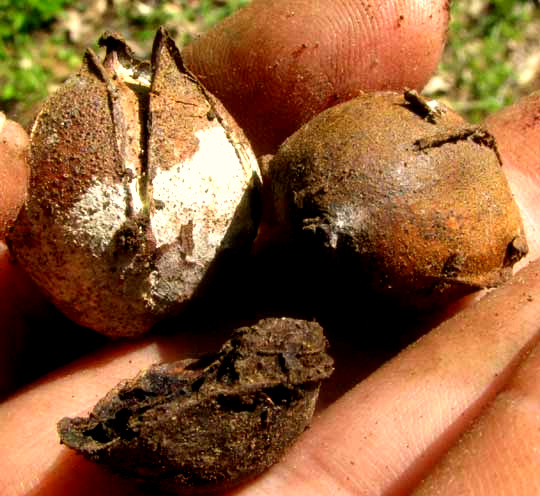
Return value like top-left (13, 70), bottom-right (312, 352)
top-left (183, 0), bottom-right (450, 155)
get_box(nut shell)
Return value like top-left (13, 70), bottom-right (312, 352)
top-left (9, 29), bottom-right (261, 336)
top-left (58, 317), bottom-right (334, 495)
top-left (265, 92), bottom-right (528, 309)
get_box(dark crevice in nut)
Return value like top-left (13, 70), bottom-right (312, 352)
top-left (414, 126), bottom-right (497, 151)
top-left (504, 235), bottom-right (529, 267)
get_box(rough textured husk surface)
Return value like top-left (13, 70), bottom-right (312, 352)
top-left (266, 92), bottom-right (528, 309)
top-left (8, 29), bottom-right (261, 336)
top-left (58, 317), bottom-right (334, 495)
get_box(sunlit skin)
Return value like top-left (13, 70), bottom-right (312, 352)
top-left (183, 0), bottom-right (449, 156)
top-left (0, 113), bottom-right (28, 238)
top-left (2, 1), bottom-right (540, 495)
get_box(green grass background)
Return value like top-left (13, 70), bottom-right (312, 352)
top-left (1, 0), bottom-right (539, 126)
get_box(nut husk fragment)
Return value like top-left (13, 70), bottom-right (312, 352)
top-left (263, 92), bottom-right (528, 310)
top-left (8, 28), bottom-right (261, 337)
top-left (57, 317), bottom-right (334, 495)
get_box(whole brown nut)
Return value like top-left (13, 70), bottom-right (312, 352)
top-left (8, 29), bottom-right (261, 337)
top-left (262, 91), bottom-right (528, 310)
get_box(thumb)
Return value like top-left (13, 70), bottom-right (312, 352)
top-left (183, 0), bottom-right (450, 155)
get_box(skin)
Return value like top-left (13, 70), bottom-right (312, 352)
top-left (2, 1), bottom-right (540, 495)
top-left (0, 112), bottom-right (29, 238)
top-left (182, 0), bottom-right (450, 156)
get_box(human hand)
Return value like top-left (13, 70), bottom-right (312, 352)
top-left (2, 1), bottom-right (540, 495)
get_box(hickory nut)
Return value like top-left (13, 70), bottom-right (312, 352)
top-left (263, 91), bottom-right (528, 310)
top-left (9, 29), bottom-right (261, 337)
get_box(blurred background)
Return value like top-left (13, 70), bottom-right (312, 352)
top-left (1, 0), bottom-right (539, 128)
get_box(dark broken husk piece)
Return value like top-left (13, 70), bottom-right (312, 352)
top-left (58, 317), bottom-right (334, 495)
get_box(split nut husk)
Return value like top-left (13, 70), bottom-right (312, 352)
top-left (264, 91), bottom-right (528, 309)
top-left (8, 29), bottom-right (261, 336)
top-left (58, 317), bottom-right (334, 495)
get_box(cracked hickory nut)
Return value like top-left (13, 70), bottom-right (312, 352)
top-left (58, 317), bottom-right (334, 495)
top-left (8, 28), bottom-right (261, 337)
top-left (262, 91), bottom-right (528, 310)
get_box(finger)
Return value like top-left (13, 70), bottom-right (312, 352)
top-left (404, 94), bottom-right (540, 495)
top-left (0, 242), bottom-right (106, 399)
top-left (484, 92), bottom-right (540, 263)
top-left (0, 339), bottom-right (159, 496)
top-left (183, 0), bottom-right (450, 155)
top-left (0, 242), bottom-right (45, 396)
top-left (3, 241), bottom-right (539, 495)
top-left (229, 258), bottom-right (540, 496)
top-left (0, 322), bottom-right (232, 496)
top-left (411, 336), bottom-right (540, 496)
top-left (0, 112), bottom-right (28, 239)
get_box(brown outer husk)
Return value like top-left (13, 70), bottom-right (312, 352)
top-left (266, 92), bottom-right (528, 309)
top-left (8, 30), bottom-right (260, 337)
